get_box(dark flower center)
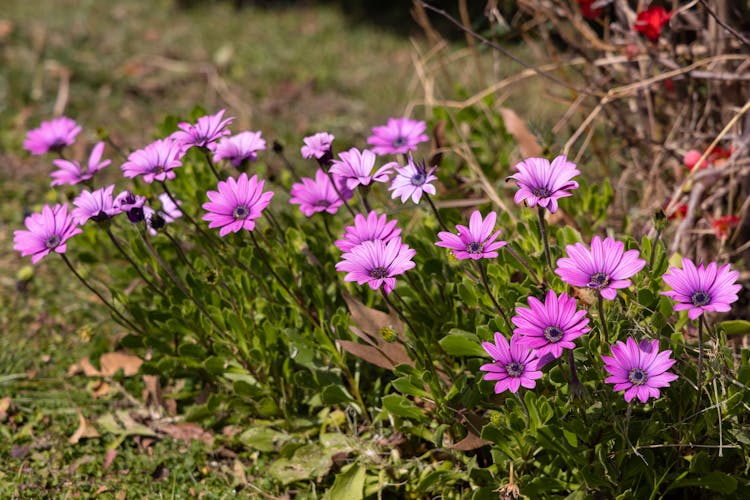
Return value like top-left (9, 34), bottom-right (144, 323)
top-left (314, 199), bottom-right (331, 208)
top-left (691, 290), bottom-right (711, 307)
top-left (91, 211), bottom-right (110, 223)
top-left (233, 205), bottom-right (249, 220)
top-left (49, 140), bottom-right (67, 152)
top-left (532, 186), bottom-right (552, 198)
top-left (127, 207), bottom-right (144, 223)
top-left (410, 172), bottom-right (426, 186)
top-left (152, 165), bottom-right (165, 174)
top-left (544, 326), bottom-right (564, 343)
top-left (369, 266), bottom-right (389, 279)
top-left (506, 362), bottom-right (524, 377)
top-left (392, 136), bottom-right (407, 148)
top-left (628, 368), bottom-right (648, 386)
top-left (588, 272), bottom-right (610, 289)
top-left (466, 241), bottom-right (484, 254)
top-left (45, 234), bottom-right (61, 249)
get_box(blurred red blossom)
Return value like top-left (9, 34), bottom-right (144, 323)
top-left (634, 6), bottom-right (671, 41)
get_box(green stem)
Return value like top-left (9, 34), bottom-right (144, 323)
top-left (424, 193), bottom-right (449, 232)
top-left (105, 228), bottom-right (165, 297)
top-left (697, 315), bottom-right (704, 391)
top-left (504, 245), bottom-right (544, 287)
top-left (358, 185), bottom-right (372, 212)
top-left (202, 148), bottom-right (223, 181)
top-left (597, 294), bottom-right (609, 342)
top-left (648, 227), bottom-right (663, 272)
top-left (537, 206), bottom-right (552, 271)
top-left (477, 260), bottom-right (512, 333)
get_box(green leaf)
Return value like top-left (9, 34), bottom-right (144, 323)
top-left (321, 385), bottom-right (355, 405)
top-left (439, 332), bottom-right (487, 357)
top-left (668, 472), bottom-right (737, 495)
top-left (238, 426), bottom-right (290, 452)
top-left (717, 320), bottom-right (750, 338)
top-left (392, 377), bottom-right (431, 399)
top-left (325, 463), bottom-right (366, 500)
top-left (381, 394), bottom-right (427, 421)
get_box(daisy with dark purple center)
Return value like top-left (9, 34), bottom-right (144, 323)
top-left (389, 157), bottom-right (438, 204)
top-left (602, 337), bottom-right (678, 403)
top-left (290, 169), bottom-right (353, 217)
top-left (512, 290), bottom-right (590, 358)
top-left (202, 173), bottom-right (274, 237)
top-left (72, 185), bottom-right (121, 224)
top-left (555, 236), bottom-right (646, 300)
top-left (329, 148), bottom-right (395, 190)
top-left (50, 142), bottom-right (111, 187)
top-left (213, 131), bottom-right (266, 168)
top-left (114, 190), bottom-right (147, 223)
top-left (480, 333), bottom-right (543, 394)
top-left (23, 116), bottom-right (82, 155)
top-left (367, 117), bottom-right (429, 155)
top-left (435, 210), bottom-right (506, 260)
top-left (335, 237), bottom-right (416, 295)
top-left (172, 109), bottom-right (234, 149)
top-left (509, 155), bottom-right (580, 214)
top-left (121, 139), bottom-right (185, 184)
top-left (13, 204), bottom-right (82, 263)
top-left (334, 211), bottom-right (401, 253)
top-left (301, 132), bottom-right (335, 160)
top-left (661, 258), bottom-right (741, 320)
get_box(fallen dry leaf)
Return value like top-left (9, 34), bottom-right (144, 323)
top-left (158, 422), bottom-right (214, 446)
top-left (67, 357), bottom-right (101, 377)
top-left (0, 397), bottom-right (11, 422)
top-left (499, 107), bottom-right (543, 158)
top-left (103, 448), bottom-right (117, 470)
top-left (69, 411), bottom-right (101, 444)
top-left (91, 380), bottom-right (111, 398)
top-left (99, 352), bottom-right (142, 377)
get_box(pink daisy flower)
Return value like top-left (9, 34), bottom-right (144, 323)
top-left (202, 173), bottom-right (274, 237)
top-left (480, 333), bottom-right (543, 394)
top-left (435, 210), bottom-right (506, 260)
top-left (171, 109), bottom-right (234, 149)
top-left (329, 148), bottom-right (394, 190)
top-left (367, 117), bottom-right (429, 155)
top-left (23, 116), bottom-right (82, 155)
top-left (72, 185), bottom-right (121, 224)
top-left (213, 131), bottom-right (266, 168)
top-left (13, 204), bottom-right (82, 263)
top-left (389, 157), bottom-right (438, 204)
top-left (512, 290), bottom-right (590, 358)
top-left (335, 211), bottom-right (402, 253)
top-left (509, 155), bottom-right (580, 214)
top-left (50, 142), bottom-right (111, 187)
top-left (113, 190), bottom-right (147, 223)
top-left (158, 193), bottom-right (182, 223)
top-left (335, 237), bottom-right (416, 295)
top-left (602, 337), bottom-right (678, 403)
top-left (289, 169), bottom-right (353, 217)
top-left (121, 139), bottom-right (185, 184)
top-left (301, 132), bottom-right (335, 160)
top-left (661, 258), bottom-right (741, 320)
top-left (555, 236), bottom-right (646, 300)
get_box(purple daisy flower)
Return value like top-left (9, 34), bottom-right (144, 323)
top-left (23, 116), bottom-right (82, 155)
top-left (367, 117), bottom-right (429, 155)
top-left (13, 204), bottom-right (82, 263)
top-left (158, 193), bottom-right (182, 223)
top-left (213, 131), bottom-right (266, 168)
top-left (329, 148), bottom-right (395, 190)
top-left (335, 211), bottom-right (402, 253)
top-left (72, 185), bottom-right (121, 224)
top-left (435, 210), bottom-right (507, 260)
top-left (512, 290), bottom-right (590, 358)
top-left (50, 142), bottom-right (111, 187)
top-left (114, 190), bottom-right (147, 223)
top-left (389, 157), bottom-right (438, 204)
top-left (555, 236), bottom-right (646, 300)
top-left (202, 173), bottom-right (274, 237)
top-left (509, 155), bottom-right (580, 214)
top-left (301, 132), bottom-right (335, 160)
top-left (172, 109), bottom-right (234, 149)
top-left (335, 237), bottom-right (416, 295)
top-left (480, 333), bottom-right (543, 394)
top-left (602, 337), bottom-right (678, 403)
top-left (289, 169), bottom-right (353, 217)
top-left (661, 258), bottom-right (741, 320)
top-left (121, 139), bottom-right (185, 184)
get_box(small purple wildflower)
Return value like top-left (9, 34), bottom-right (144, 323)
top-left (50, 142), bottom-right (111, 187)
top-left (213, 131), bottom-right (266, 168)
top-left (172, 109), bottom-right (234, 149)
top-left (389, 157), bottom-right (437, 204)
top-left (121, 139), bottom-right (185, 184)
top-left (329, 148), bottom-right (394, 190)
top-left (661, 258), bottom-right (741, 320)
top-left (367, 117), bottom-right (429, 155)
top-left (335, 211), bottom-right (402, 253)
top-left (72, 185), bottom-right (121, 224)
top-left (480, 333), bottom-right (543, 394)
top-left (512, 290), bottom-right (590, 358)
top-left (301, 132), bottom-right (335, 160)
top-left (13, 204), bottom-right (82, 263)
top-left (290, 169), bottom-right (353, 217)
top-left (509, 155), bottom-right (580, 213)
top-left (114, 190), bottom-right (147, 223)
top-left (23, 116), bottom-right (82, 155)
top-left (602, 337), bottom-right (678, 403)
top-left (202, 173), bottom-right (274, 237)
top-left (335, 237), bottom-right (416, 295)
top-left (435, 210), bottom-right (506, 260)
top-left (555, 236), bottom-right (646, 300)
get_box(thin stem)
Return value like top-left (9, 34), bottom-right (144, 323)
top-left (358, 185), bottom-right (372, 212)
top-left (163, 229), bottom-right (197, 273)
top-left (537, 206), bottom-right (552, 271)
top-left (105, 228), bottom-right (165, 297)
top-left (504, 245), bottom-right (544, 287)
top-left (597, 294), bottom-right (609, 342)
top-left (648, 227), bottom-right (663, 271)
top-left (202, 149), bottom-right (223, 181)
top-left (477, 260), bottom-right (512, 332)
top-left (323, 170), bottom-right (356, 217)
top-left (424, 193), bottom-right (449, 232)
top-left (271, 143), bottom-right (303, 182)
top-left (60, 254), bottom-right (143, 334)
top-left (697, 315), bottom-right (704, 391)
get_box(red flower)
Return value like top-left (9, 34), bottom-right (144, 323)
top-left (634, 6), bottom-right (671, 41)
top-left (577, 0), bottom-right (602, 19)
top-left (667, 203), bottom-right (687, 221)
top-left (683, 146), bottom-right (733, 171)
top-left (711, 215), bottom-right (740, 240)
